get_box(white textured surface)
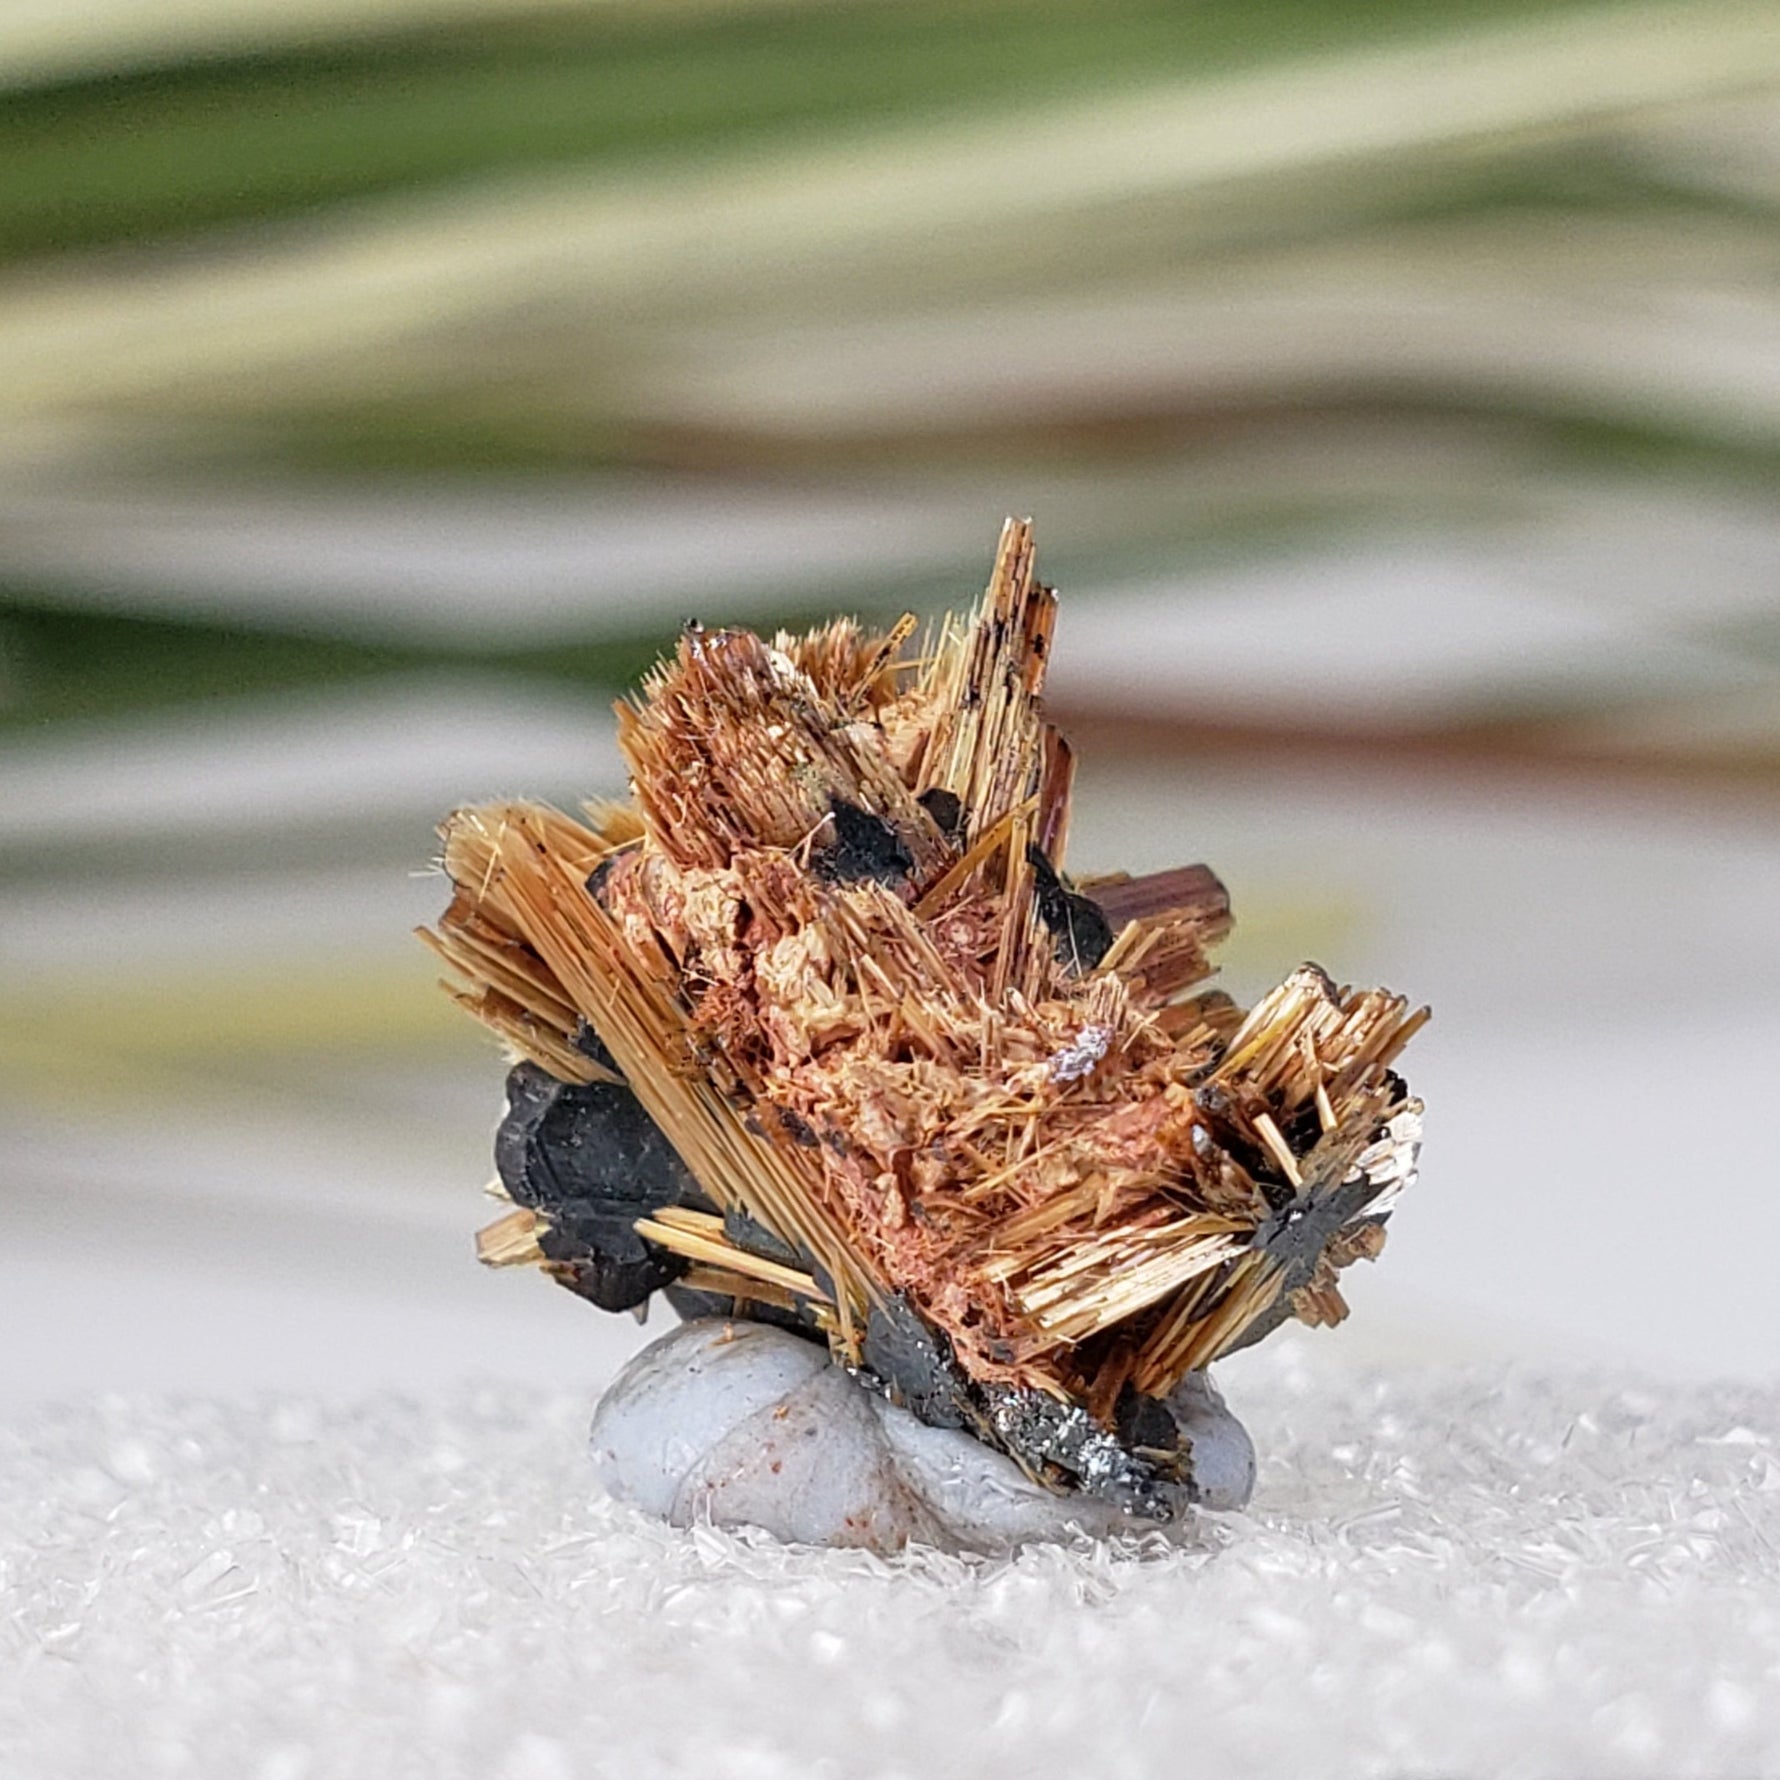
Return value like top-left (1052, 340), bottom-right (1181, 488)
top-left (6, 1343), bottom-right (1778, 1778)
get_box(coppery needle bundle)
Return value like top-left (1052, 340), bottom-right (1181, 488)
top-left (424, 520), bottom-right (1426, 1506)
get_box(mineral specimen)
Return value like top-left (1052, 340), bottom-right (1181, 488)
top-left (423, 518), bottom-right (1426, 1536)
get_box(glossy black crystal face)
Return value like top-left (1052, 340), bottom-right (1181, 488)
top-left (816, 796), bottom-right (916, 887)
top-left (1025, 843), bottom-right (1115, 973)
top-left (494, 1060), bottom-right (703, 1311)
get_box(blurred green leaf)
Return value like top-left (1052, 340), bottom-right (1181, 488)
top-left (0, 0), bottom-right (1589, 262)
top-left (0, 600), bottom-right (420, 727)
top-left (0, 593), bottom-right (867, 729)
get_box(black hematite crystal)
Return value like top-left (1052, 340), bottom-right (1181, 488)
top-left (494, 1060), bottom-right (705, 1311)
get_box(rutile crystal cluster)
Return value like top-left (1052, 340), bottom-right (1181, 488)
top-left (424, 520), bottom-right (1425, 1514)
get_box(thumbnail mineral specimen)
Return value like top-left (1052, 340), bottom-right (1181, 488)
top-left (424, 519), bottom-right (1426, 1534)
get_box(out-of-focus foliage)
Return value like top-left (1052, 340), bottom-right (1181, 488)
top-left (0, 0), bottom-right (1586, 262)
top-left (4, 0), bottom-right (1779, 756)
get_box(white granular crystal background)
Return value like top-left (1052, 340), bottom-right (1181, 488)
top-left (5, 1341), bottom-right (1778, 1779)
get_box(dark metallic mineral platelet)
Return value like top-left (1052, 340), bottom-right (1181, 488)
top-left (859, 1292), bottom-right (974, 1431)
top-left (984, 1384), bottom-right (1174, 1516)
top-left (494, 1060), bottom-right (706, 1311)
top-left (852, 1290), bottom-right (1185, 1512)
top-left (816, 796), bottom-right (916, 887)
top-left (1025, 844), bottom-right (1115, 973)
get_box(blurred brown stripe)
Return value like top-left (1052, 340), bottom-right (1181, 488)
top-left (1051, 703), bottom-right (1780, 817)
